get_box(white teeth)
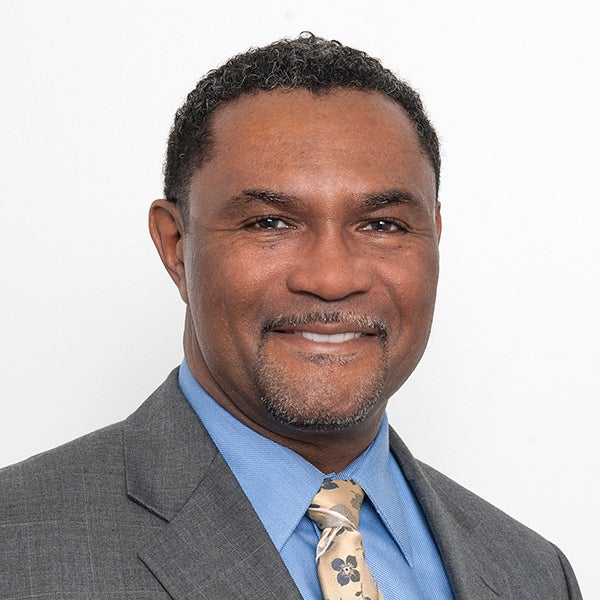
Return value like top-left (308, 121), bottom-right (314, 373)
top-left (294, 331), bottom-right (361, 343)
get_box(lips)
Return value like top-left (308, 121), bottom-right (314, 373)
top-left (293, 331), bottom-right (362, 343)
top-left (262, 311), bottom-right (388, 345)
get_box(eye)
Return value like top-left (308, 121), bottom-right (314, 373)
top-left (363, 219), bottom-right (404, 233)
top-left (250, 217), bottom-right (290, 229)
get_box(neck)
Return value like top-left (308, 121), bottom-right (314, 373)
top-left (278, 428), bottom-right (383, 474)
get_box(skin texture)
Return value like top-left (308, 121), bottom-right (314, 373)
top-left (150, 89), bottom-right (441, 473)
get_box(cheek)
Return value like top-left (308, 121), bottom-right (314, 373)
top-left (384, 248), bottom-right (438, 292)
top-left (378, 251), bottom-right (439, 328)
top-left (188, 244), bottom-right (280, 341)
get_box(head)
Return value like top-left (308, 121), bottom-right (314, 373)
top-left (151, 35), bottom-right (442, 470)
top-left (163, 33), bottom-right (440, 222)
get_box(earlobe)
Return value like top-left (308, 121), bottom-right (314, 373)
top-left (148, 199), bottom-right (189, 303)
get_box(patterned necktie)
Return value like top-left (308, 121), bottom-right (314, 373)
top-left (308, 479), bottom-right (384, 600)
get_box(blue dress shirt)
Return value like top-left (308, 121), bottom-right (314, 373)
top-left (179, 360), bottom-right (454, 600)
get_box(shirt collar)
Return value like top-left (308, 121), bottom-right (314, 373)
top-left (335, 418), bottom-right (413, 563)
top-left (178, 359), bottom-right (413, 562)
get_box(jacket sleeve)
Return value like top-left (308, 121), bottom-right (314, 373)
top-left (552, 543), bottom-right (583, 600)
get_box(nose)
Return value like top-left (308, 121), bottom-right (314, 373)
top-left (286, 227), bottom-right (373, 301)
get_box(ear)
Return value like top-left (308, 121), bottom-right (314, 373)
top-left (435, 201), bottom-right (442, 242)
top-left (149, 199), bottom-right (189, 304)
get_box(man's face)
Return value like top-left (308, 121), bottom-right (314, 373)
top-left (175, 89), bottom-right (440, 437)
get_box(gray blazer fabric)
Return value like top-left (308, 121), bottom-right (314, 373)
top-left (0, 369), bottom-right (582, 599)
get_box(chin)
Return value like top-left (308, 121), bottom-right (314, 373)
top-left (262, 400), bottom-right (380, 432)
top-left (251, 328), bottom-right (392, 432)
top-left (255, 369), bottom-right (387, 433)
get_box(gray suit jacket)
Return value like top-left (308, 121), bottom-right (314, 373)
top-left (0, 370), bottom-right (582, 599)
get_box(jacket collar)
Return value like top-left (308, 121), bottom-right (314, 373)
top-left (390, 429), bottom-right (510, 599)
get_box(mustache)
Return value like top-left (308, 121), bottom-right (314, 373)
top-left (262, 311), bottom-right (388, 343)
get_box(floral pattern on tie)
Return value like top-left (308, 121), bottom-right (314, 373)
top-left (332, 555), bottom-right (360, 585)
top-left (308, 479), bottom-right (384, 600)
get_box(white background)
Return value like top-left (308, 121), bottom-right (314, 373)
top-left (1, 1), bottom-right (598, 597)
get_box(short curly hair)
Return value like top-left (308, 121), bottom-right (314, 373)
top-left (164, 33), bottom-right (440, 214)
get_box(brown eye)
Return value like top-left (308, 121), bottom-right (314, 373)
top-left (252, 217), bottom-right (289, 229)
top-left (364, 220), bottom-right (402, 232)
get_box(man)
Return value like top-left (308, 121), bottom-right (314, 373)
top-left (0, 35), bottom-right (581, 599)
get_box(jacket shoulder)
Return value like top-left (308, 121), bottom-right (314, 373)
top-left (0, 421), bottom-right (126, 516)
top-left (0, 377), bottom-right (183, 599)
top-left (390, 428), bottom-right (581, 598)
top-left (417, 458), bottom-right (552, 542)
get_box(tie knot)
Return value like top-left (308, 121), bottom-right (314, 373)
top-left (308, 479), bottom-right (365, 531)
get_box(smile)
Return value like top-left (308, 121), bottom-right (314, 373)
top-left (293, 331), bottom-right (362, 343)
top-left (263, 312), bottom-right (388, 347)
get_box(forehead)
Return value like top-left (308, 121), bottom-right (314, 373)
top-left (193, 88), bottom-right (436, 207)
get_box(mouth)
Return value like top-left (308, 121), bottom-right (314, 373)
top-left (293, 331), bottom-right (363, 344)
top-left (292, 331), bottom-right (363, 343)
top-left (262, 311), bottom-right (388, 346)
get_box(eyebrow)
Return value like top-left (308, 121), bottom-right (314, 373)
top-left (227, 188), bottom-right (422, 210)
top-left (361, 189), bottom-right (419, 207)
top-left (229, 189), bottom-right (300, 207)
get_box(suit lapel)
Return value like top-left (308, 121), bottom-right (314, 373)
top-left (124, 370), bottom-right (302, 600)
top-left (137, 451), bottom-right (303, 600)
top-left (390, 429), bottom-right (511, 600)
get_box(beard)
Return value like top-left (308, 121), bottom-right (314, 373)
top-left (252, 311), bottom-right (389, 431)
